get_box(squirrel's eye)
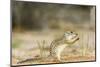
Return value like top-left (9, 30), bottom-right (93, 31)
top-left (71, 31), bottom-right (73, 33)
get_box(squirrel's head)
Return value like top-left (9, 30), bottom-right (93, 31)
top-left (64, 31), bottom-right (79, 44)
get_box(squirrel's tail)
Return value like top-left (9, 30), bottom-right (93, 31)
top-left (17, 55), bottom-right (53, 64)
top-left (17, 57), bottom-right (42, 64)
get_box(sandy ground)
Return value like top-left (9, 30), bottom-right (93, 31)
top-left (12, 30), bottom-right (95, 66)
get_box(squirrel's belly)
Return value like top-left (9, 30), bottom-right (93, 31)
top-left (55, 44), bottom-right (67, 55)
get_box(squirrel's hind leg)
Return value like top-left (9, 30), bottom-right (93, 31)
top-left (56, 44), bottom-right (67, 62)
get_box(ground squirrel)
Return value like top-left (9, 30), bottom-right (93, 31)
top-left (50, 31), bottom-right (79, 61)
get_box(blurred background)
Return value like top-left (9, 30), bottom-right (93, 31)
top-left (12, 0), bottom-right (96, 65)
top-left (12, 1), bottom-right (95, 31)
